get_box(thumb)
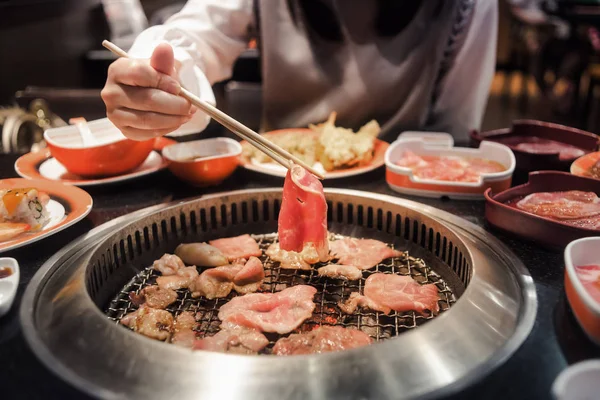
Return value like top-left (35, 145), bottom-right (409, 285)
top-left (150, 42), bottom-right (176, 76)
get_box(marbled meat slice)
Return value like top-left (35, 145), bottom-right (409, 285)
top-left (278, 165), bottom-right (329, 262)
top-left (218, 285), bottom-right (317, 334)
top-left (171, 311), bottom-right (197, 348)
top-left (156, 266), bottom-right (199, 290)
top-left (233, 256), bottom-right (265, 294)
top-left (265, 243), bottom-right (317, 270)
top-left (193, 322), bottom-right (269, 354)
top-left (514, 140), bottom-right (585, 160)
top-left (120, 306), bottom-right (174, 341)
top-left (175, 242), bottom-right (228, 267)
top-left (329, 238), bottom-right (402, 270)
top-left (317, 264), bottom-right (362, 280)
top-left (129, 285), bottom-right (178, 309)
top-left (516, 191), bottom-right (600, 220)
top-left (339, 273), bottom-right (439, 315)
top-left (273, 326), bottom-right (372, 355)
top-left (152, 253), bottom-right (186, 276)
top-left (209, 234), bottom-right (262, 261)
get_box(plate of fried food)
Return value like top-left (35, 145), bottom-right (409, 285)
top-left (240, 113), bottom-right (389, 179)
top-left (0, 178), bottom-right (93, 253)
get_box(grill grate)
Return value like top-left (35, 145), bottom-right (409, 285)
top-left (106, 233), bottom-right (456, 354)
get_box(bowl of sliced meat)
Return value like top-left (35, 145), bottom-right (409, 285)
top-left (485, 171), bottom-right (600, 248)
top-left (471, 120), bottom-right (599, 173)
top-left (385, 132), bottom-right (515, 199)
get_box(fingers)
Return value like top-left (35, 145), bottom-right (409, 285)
top-left (107, 58), bottom-right (180, 95)
top-left (150, 42), bottom-right (176, 76)
top-left (108, 107), bottom-right (193, 131)
top-left (102, 84), bottom-right (196, 116)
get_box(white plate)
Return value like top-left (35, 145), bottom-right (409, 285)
top-left (37, 151), bottom-right (165, 187)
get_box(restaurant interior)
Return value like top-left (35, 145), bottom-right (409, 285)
top-left (1, 1), bottom-right (600, 400)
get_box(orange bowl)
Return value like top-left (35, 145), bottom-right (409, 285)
top-left (162, 138), bottom-right (242, 186)
top-left (43, 119), bottom-right (155, 178)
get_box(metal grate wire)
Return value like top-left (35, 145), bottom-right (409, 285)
top-left (105, 233), bottom-right (456, 354)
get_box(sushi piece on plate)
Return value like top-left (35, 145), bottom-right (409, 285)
top-left (0, 188), bottom-right (50, 231)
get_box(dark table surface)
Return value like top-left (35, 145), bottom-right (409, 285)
top-left (0, 149), bottom-right (599, 400)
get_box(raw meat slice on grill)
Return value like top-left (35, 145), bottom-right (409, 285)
top-left (265, 243), bottom-right (316, 270)
top-left (209, 234), bottom-right (262, 261)
top-left (129, 285), bottom-right (178, 309)
top-left (329, 238), bottom-right (403, 270)
top-left (171, 311), bottom-right (197, 348)
top-left (278, 165), bottom-right (329, 263)
top-left (317, 264), bottom-right (362, 280)
top-left (218, 285), bottom-right (317, 334)
top-left (339, 273), bottom-right (439, 315)
top-left (193, 322), bottom-right (269, 354)
top-left (516, 191), bottom-right (600, 220)
top-left (120, 306), bottom-right (174, 341)
top-left (152, 254), bottom-right (186, 276)
top-left (156, 266), bottom-right (199, 290)
top-left (175, 242), bottom-right (228, 267)
top-left (233, 256), bottom-right (265, 294)
top-left (273, 326), bottom-right (372, 355)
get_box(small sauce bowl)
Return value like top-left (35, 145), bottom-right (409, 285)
top-left (162, 138), bottom-right (242, 187)
top-left (0, 257), bottom-right (19, 317)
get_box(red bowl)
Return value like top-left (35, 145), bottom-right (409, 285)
top-left (44, 120), bottom-right (155, 178)
top-left (162, 138), bottom-right (242, 187)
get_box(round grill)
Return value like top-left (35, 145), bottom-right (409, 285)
top-left (106, 233), bottom-right (457, 352)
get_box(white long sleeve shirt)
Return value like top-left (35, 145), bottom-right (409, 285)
top-left (128, 0), bottom-right (497, 141)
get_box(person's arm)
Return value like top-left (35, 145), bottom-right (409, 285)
top-left (424, 0), bottom-right (498, 142)
top-left (120, 0), bottom-right (254, 136)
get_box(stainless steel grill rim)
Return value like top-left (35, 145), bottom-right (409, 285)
top-left (20, 189), bottom-right (537, 400)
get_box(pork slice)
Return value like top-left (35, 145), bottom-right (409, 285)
top-left (265, 243), bottom-right (313, 270)
top-left (175, 242), bottom-right (229, 267)
top-left (339, 273), bottom-right (439, 315)
top-left (171, 311), bottom-right (197, 348)
top-left (156, 266), bottom-right (199, 290)
top-left (317, 264), bottom-right (362, 280)
top-left (193, 322), bottom-right (269, 355)
top-left (233, 256), bottom-right (265, 294)
top-left (120, 306), bottom-right (174, 341)
top-left (209, 234), bottom-right (262, 261)
top-left (218, 285), bottom-right (317, 334)
top-left (278, 165), bottom-right (329, 262)
top-left (516, 191), bottom-right (600, 220)
top-left (189, 265), bottom-right (239, 299)
top-left (152, 254), bottom-right (186, 276)
top-left (273, 326), bottom-right (372, 355)
top-left (129, 285), bottom-right (178, 309)
top-left (329, 238), bottom-right (403, 270)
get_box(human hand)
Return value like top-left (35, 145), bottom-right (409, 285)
top-left (101, 43), bottom-right (197, 140)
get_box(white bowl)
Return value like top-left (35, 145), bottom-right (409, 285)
top-left (552, 360), bottom-right (600, 400)
top-left (0, 257), bottom-right (19, 317)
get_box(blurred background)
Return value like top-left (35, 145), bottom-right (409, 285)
top-left (0, 0), bottom-right (598, 155)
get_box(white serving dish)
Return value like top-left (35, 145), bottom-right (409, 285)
top-left (0, 257), bottom-right (19, 317)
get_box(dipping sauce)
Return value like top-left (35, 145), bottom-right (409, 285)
top-left (491, 136), bottom-right (585, 161)
top-left (0, 266), bottom-right (13, 279)
top-left (575, 264), bottom-right (600, 304)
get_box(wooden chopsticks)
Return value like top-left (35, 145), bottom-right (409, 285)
top-left (102, 40), bottom-right (325, 180)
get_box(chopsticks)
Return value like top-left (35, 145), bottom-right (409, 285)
top-left (101, 40), bottom-right (325, 180)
